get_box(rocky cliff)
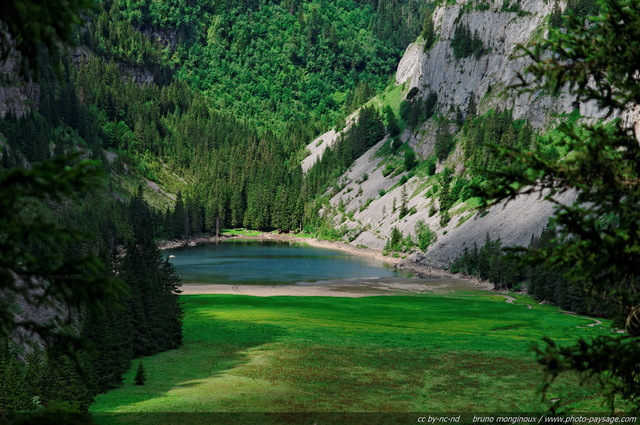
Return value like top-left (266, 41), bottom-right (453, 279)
top-left (397, 0), bottom-right (607, 158)
top-left (303, 0), bottom-right (596, 267)
top-left (0, 56), bottom-right (39, 119)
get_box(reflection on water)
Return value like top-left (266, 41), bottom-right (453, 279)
top-left (164, 239), bottom-right (412, 284)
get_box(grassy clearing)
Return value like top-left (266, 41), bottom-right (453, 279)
top-left (91, 293), bottom-right (613, 423)
top-left (367, 81), bottom-right (406, 114)
top-left (220, 228), bottom-right (265, 237)
top-left (450, 196), bottom-right (483, 216)
top-left (113, 168), bottom-right (173, 212)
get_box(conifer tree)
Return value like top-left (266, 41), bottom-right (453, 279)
top-left (1, 149), bottom-right (9, 169)
top-left (434, 124), bottom-right (454, 162)
top-left (134, 362), bottom-right (146, 386)
top-left (467, 94), bottom-right (477, 118)
top-left (404, 149), bottom-right (417, 171)
top-left (421, 12), bottom-right (436, 51)
top-left (384, 105), bottom-right (401, 137)
top-left (399, 185), bottom-right (409, 218)
top-left (479, 0), bottom-right (640, 411)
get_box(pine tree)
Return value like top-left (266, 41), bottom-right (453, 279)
top-left (399, 185), bottom-right (409, 218)
top-left (173, 191), bottom-right (186, 239)
top-left (424, 92), bottom-right (438, 120)
top-left (130, 185), bottom-right (154, 243)
top-left (0, 344), bottom-right (29, 413)
top-left (434, 124), bottom-right (454, 162)
top-left (384, 227), bottom-right (404, 252)
top-left (467, 94), bottom-right (477, 118)
top-left (479, 0), bottom-right (640, 411)
top-left (384, 105), bottom-right (400, 137)
top-left (404, 150), bottom-right (417, 171)
top-left (421, 12), bottom-right (436, 51)
top-left (1, 149), bottom-right (8, 169)
top-left (134, 362), bottom-right (146, 386)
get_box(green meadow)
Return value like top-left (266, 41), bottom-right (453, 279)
top-left (91, 292), bottom-right (613, 424)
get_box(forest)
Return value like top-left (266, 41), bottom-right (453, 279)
top-left (1, 0), bottom-right (638, 420)
top-left (0, 0), bottom-right (432, 416)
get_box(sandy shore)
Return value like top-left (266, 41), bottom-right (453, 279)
top-left (181, 275), bottom-right (489, 297)
top-left (173, 232), bottom-right (493, 297)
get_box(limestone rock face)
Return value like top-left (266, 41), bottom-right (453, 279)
top-left (396, 43), bottom-right (426, 88)
top-left (397, 0), bottom-right (578, 125)
top-left (301, 0), bottom-right (609, 266)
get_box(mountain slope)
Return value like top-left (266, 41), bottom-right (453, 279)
top-left (303, 0), bottom-right (600, 266)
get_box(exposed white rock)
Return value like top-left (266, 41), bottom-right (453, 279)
top-left (424, 190), bottom-right (576, 268)
top-left (301, 113), bottom-right (358, 173)
top-left (301, 128), bottom-right (340, 173)
top-left (303, 0), bottom-right (615, 267)
top-left (396, 42), bottom-right (426, 86)
top-left (395, 0), bottom-right (613, 129)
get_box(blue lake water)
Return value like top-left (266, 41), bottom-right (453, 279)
top-left (164, 239), bottom-right (411, 284)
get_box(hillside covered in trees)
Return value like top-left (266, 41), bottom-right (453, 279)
top-left (0, 0), bottom-right (433, 416)
top-left (86, 0), bottom-right (431, 130)
top-left (2, 0), bottom-right (637, 418)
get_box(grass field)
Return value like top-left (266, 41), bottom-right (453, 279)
top-left (91, 292), bottom-right (613, 424)
top-left (220, 228), bottom-right (266, 237)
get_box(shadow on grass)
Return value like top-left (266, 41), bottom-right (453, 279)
top-left (91, 307), bottom-right (286, 423)
top-left (91, 412), bottom-right (423, 425)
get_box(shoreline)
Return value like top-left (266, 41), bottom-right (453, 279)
top-left (263, 233), bottom-right (493, 291)
top-left (157, 235), bottom-right (225, 250)
top-left (160, 232), bottom-right (493, 292)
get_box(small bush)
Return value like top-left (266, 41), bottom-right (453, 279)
top-left (415, 220), bottom-right (437, 251)
top-left (426, 158), bottom-right (436, 175)
top-left (391, 138), bottom-right (403, 153)
top-left (404, 150), bottom-right (417, 171)
top-left (382, 164), bottom-right (395, 177)
top-left (407, 87), bottom-right (420, 100)
top-left (439, 210), bottom-right (451, 227)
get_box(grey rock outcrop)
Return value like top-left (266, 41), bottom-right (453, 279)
top-left (0, 56), bottom-right (39, 119)
top-left (302, 0), bottom-right (606, 267)
top-left (397, 0), bottom-right (573, 124)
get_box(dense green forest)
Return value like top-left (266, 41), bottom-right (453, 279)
top-left (0, 187), bottom-right (182, 411)
top-left (2, 0), bottom-right (634, 417)
top-left (60, 0), bottom-right (434, 235)
top-left (85, 0), bottom-right (431, 130)
top-left (0, 0), bottom-right (433, 416)
top-left (0, 0), bottom-right (438, 256)
top-left (449, 228), bottom-right (613, 317)
top-left (0, 160), bottom-right (183, 414)
top-left (0, 52), bottom-right (185, 409)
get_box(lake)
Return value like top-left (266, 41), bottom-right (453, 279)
top-left (164, 239), bottom-right (411, 284)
